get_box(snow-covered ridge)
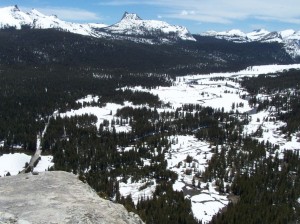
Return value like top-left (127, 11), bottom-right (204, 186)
top-left (103, 12), bottom-right (196, 41)
top-left (0, 5), bottom-right (195, 43)
top-left (201, 28), bottom-right (300, 58)
top-left (1, 5), bottom-right (298, 52)
top-left (0, 5), bottom-right (107, 37)
top-left (201, 28), bottom-right (300, 43)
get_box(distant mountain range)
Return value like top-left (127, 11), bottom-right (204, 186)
top-left (0, 5), bottom-right (195, 44)
top-left (0, 5), bottom-right (299, 58)
top-left (201, 29), bottom-right (300, 58)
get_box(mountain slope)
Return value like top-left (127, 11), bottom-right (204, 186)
top-left (0, 28), bottom-right (293, 75)
top-left (101, 12), bottom-right (196, 42)
top-left (0, 5), bottom-right (107, 37)
top-left (0, 5), bottom-right (194, 44)
top-left (202, 29), bottom-right (300, 58)
top-left (0, 5), bottom-right (298, 54)
top-left (0, 5), bottom-right (32, 29)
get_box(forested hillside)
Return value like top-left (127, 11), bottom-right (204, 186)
top-left (0, 29), bottom-right (294, 74)
top-left (0, 28), bottom-right (295, 150)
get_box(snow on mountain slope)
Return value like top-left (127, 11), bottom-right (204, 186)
top-left (201, 28), bottom-right (300, 58)
top-left (29, 9), bottom-right (107, 37)
top-left (0, 5), bottom-right (32, 29)
top-left (0, 5), bottom-right (298, 51)
top-left (0, 6), bottom-right (194, 43)
top-left (202, 29), bottom-right (248, 43)
top-left (202, 29), bottom-right (280, 43)
top-left (280, 29), bottom-right (296, 39)
top-left (0, 5), bottom-right (107, 37)
top-left (103, 12), bottom-right (196, 42)
top-left (282, 31), bottom-right (300, 58)
top-left (247, 29), bottom-right (270, 41)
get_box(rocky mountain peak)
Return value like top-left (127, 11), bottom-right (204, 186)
top-left (121, 12), bottom-right (142, 21)
top-left (0, 5), bottom-right (194, 43)
top-left (12, 5), bottom-right (20, 12)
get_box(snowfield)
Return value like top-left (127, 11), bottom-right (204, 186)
top-left (0, 153), bottom-right (53, 177)
top-left (191, 185), bottom-right (229, 223)
top-left (183, 64), bottom-right (300, 80)
top-left (128, 64), bottom-right (300, 113)
top-left (76, 94), bottom-right (100, 105)
top-left (131, 81), bottom-right (250, 113)
top-left (166, 135), bottom-right (229, 223)
top-left (33, 156), bottom-right (54, 172)
top-left (119, 177), bottom-right (157, 205)
top-left (59, 101), bottom-right (137, 133)
top-left (166, 135), bottom-right (213, 185)
top-left (0, 153), bottom-right (30, 176)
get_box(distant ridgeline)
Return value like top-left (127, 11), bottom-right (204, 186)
top-left (0, 5), bottom-right (299, 60)
top-left (0, 28), bottom-right (295, 73)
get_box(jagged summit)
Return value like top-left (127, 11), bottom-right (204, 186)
top-left (121, 12), bottom-right (141, 21)
top-left (103, 11), bottom-right (196, 42)
top-left (0, 5), bottom-right (32, 29)
top-left (0, 5), bottom-right (194, 43)
top-left (12, 5), bottom-right (20, 11)
top-left (0, 4), bottom-right (299, 53)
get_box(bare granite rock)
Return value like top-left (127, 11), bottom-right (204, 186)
top-left (0, 171), bottom-right (144, 224)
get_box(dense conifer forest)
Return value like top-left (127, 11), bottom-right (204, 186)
top-left (241, 69), bottom-right (300, 133)
top-left (1, 28), bottom-right (300, 223)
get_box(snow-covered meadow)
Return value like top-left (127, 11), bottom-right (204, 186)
top-left (59, 99), bottom-right (139, 133)
top-left (2, 64), bottom-right (300, 222)
top-left (43, 63), bottom-right (300, 223)
top-left (56, 64), bottom-right (300, 143)
top-left (128, 64), bottom-right (300, 112)
top-left (119, 177), bottom-right (157, 205)
top-left (116, 135), bottom-right (229, 223)
top-left (119, 64), bottom-right (300, 222)
top-left (130, 80), bottom-right (250, 113)
top-left (166, 135), bottom-right (229, 223)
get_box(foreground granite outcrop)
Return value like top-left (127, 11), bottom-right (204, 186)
top-left (0, 171), bottom-right (144, 224)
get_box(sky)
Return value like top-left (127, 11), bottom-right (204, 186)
top-left (0, 0), bottom-right (299, 33)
